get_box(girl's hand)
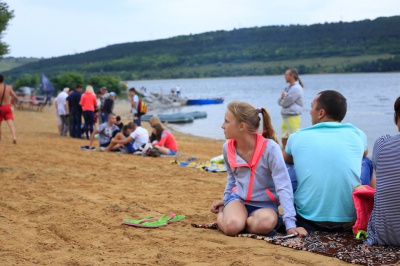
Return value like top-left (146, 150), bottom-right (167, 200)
top-left (210, 200), bottom-right (225, 214)
top-left (287, 227), bottom-right (308, 237)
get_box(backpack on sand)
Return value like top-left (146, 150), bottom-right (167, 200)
top-left (352, 185), bottom-right (376, 240)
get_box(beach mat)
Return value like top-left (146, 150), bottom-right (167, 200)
top-left (192, 222), bottom-right (400, 266)
top-left (172, 160), bottom-right (227, 172)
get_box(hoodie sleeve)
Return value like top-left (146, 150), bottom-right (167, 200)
top-left (267, 140), bottom-right (297, 230)
top-left (222, 141), bottom-right (236, 201)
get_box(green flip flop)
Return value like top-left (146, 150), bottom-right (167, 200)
top-left (158, 213), bottom-right (186, 224)
top-left (123, 216), bottom-right (168, 228)
top-left (122, 216), bottom-right (158, 225)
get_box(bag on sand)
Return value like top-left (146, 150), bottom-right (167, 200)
top-left (148, 148), bottom-right (161, 157)
top-left (352, 185), bottom-right (376, 240)
top-left (139, 143), bottom-right (153, 156)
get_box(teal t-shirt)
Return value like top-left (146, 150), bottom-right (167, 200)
top-left (286, 122), bottom-right (366, 222)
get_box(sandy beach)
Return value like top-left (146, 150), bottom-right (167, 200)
top-left (0, 103), bottom-right (349, 266)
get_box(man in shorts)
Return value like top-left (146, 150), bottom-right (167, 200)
top-left (88, 113), bottom-right (120, 149)
top-left (0, 75), bottom-right (18, 144)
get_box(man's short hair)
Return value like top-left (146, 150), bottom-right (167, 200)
top-left (129, 87), bottom-right (136, 93)
top-left (394, 96), bottom-right (400, 125)
top-left (316, 90), bottom-right (347, 122)
top-left (108, 113), bottom-right (116, 118)
top-left (76, 84), bottom-right (83, 89)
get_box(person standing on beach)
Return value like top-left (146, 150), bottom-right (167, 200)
top-left (102, 92), bottom-right (116, 121)
top-left (66, 85), bottom-right (83, 138)
top-left (278, 68), bottom-right (304, 150)
top-left (80, 85), bottom-right (97, 140)
top-left (0, 74), bottom-right (18, 144)
top-left (55, 87), bottom-right (71, 136)
top-left (284, 90), bottom-right (371, 232)
top-left (99, 87), bottom-right (108, 123)
top-left (128, 88), bottom-right (141, 126)
top-left (43, 87), bottom-right (53, 107)
top-left (211, 101), bottom-right (307, 237)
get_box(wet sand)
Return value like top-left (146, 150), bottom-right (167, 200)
top-left (0, 104), bottom-right (348, 265)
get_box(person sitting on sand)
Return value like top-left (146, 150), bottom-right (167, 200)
top-left (283, 90), bottom-right (371, 232)
top-left (211, 101), bottom-right (307, 237)
top-left (365, 96), bottom-right (400, 246)
top-left (115, 115), bottom-right (124, 131)
top-left (152, 123), bottom-right (178, 155)
top-left (102, 122), bottom-right (149, 153)
top-left (148, 116), bottom-right (167, 143)
top-left (88, 113), bottom-right (120, 149)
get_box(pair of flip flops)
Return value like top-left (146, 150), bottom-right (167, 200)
top-left (122, 213), bottom-right (185, 228)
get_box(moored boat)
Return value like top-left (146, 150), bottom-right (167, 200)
top-left (141, 111), bottom-right (207, 124)
top-left (186, 98), bottom-right (224, 105)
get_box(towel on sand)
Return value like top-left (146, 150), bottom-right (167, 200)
top-left (192, 222), bottom-right (400, 266)
top-left (172, 160), bottom-right (227, 172)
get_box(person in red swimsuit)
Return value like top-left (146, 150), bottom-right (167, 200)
top-left (0, 74), bottom-right (18, 144)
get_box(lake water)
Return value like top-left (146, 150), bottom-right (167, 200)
top-left (128, 73), bottom-right (400, 153)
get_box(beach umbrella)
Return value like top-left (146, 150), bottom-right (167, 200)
top-left (40, 73), bottom-right (55, 94)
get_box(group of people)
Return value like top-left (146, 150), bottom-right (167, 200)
top-left (54, 85), bottom-right (117, 139)
top-left (2, 70), bottom-right (398, 246)
top-left (54, 85), bottom-right (178, 156)
top-left (212, 68), bottom-right (399, 247)
top-left (85, 113), bottom-right (178, 156)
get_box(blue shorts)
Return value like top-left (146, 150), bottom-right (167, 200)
top-left (224, 195), bottom-right (283, 235)
top-left (124, 143), bottom-right (139, 153)
top-left (169, 149), bottom-right (177, 155)
top-left (100, 141), bottom-right (110, 147)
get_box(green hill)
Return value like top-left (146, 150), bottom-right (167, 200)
top-left (4, 16), bottom-right (400, 81)
top-left (0, 57), bottom-right (39, 73)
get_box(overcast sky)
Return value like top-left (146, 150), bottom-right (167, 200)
top-left (2, 0), bottom-right (399, 58)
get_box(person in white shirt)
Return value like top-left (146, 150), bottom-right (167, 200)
top-left (103, 122), bottom-right (149, 154)
top-left (55, 87), bottom-right (71, 136)
top-left (129, 88), bottom-right (141, 126)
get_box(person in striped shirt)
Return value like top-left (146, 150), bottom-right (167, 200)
top-left (365, 96), bottom-right (400, 246)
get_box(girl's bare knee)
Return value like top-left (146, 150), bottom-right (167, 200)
top-left (222, 217), bottom-right (245, 236)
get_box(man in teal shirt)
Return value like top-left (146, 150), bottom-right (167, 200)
top-left (284, 90), bottom-right (368, 232)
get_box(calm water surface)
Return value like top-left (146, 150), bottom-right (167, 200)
top-left (128, 73), bottom-right (400, 153)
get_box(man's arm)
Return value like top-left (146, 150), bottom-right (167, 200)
top-left (283, 151), bottom-right (294, 164)
top-left (363, 147), bottom-right (368, 157)
top-left (89, 128), bottom-right (99, 148)
top-left (128, 96), bottom-right (137, 108)
top-left (280, 87), bottom-right (301, 108)
top-left (9, 87), bottom-right (18, 103)
top-left (113, 136), bottom-right (133, 145)
top-left (66, 100), bottom-right (70, 114)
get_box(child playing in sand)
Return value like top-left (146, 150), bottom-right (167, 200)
top-left (210, 101), bottom-right (307, 237)
top-left (102, 122), bottom-right (149, 154)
